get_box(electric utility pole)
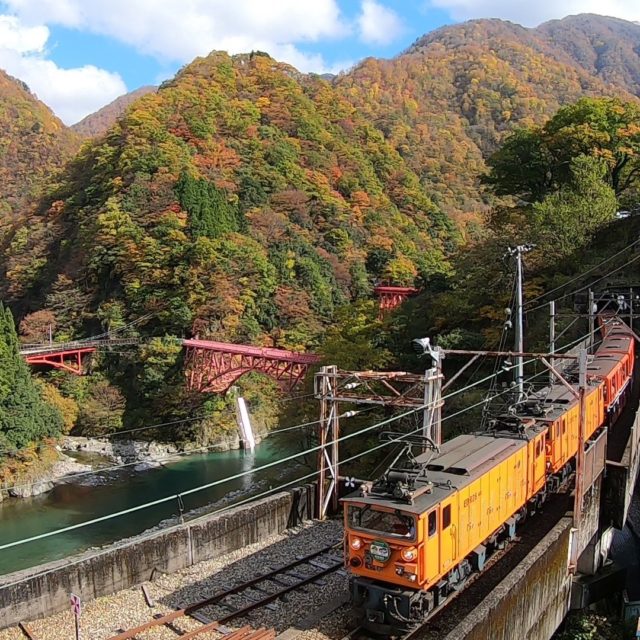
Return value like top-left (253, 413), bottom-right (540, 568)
top-left (508, 244), bottom-right (534, 399)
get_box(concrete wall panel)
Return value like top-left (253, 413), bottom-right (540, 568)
top-left (0, 485), bottom-right (316, 629)
top-left (443, 518), bottom-right (573, 640)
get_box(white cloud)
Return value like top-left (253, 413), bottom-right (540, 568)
top-left (358, 0), bottom-right (406, 45)
top-left (3, 0), bottom-right (349, 68)
top-left (0, 15), bottom-right (47, 52)
top-left (426, 0), bottom-right (640, 27)
top-left (0, 0), bottom-right (354, 122)
top-left (0, 13), bottom-right (126, 124)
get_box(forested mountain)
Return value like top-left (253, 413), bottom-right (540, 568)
top-left (335, 17), bottom-right (638, 225)
top-left (537, 15), bottom-right (640, 97)
top-left (4, 51), bottom-right (455, 343)
top-left (1, 13), bottom-right (640, 443)
top-left (0, 71), bottom-right (80, 223)
top-left (71, 86), bottom-right (157, 137)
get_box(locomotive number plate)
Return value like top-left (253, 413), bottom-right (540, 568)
top-left (370, 540), bottom-right (391, 563)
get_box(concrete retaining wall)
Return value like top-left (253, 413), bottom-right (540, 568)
top-left (604, 410), bottom-right (640, 529)
top-left (0, 484), bottom-right (317, 629)
top-left (443, 516), bottom-right (574, 640)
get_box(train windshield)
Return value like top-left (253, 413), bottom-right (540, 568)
top-left (348, 505), bottom-right (416, 541)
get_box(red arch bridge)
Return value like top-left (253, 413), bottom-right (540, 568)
top-left (20, 338), bottom-right (138, 375)
top-left (21, 338), bottom-right (319, 394)
top-left (183, 339), bottom-right (320, 393)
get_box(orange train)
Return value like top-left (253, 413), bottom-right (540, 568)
top-left (342, 318), bottom-right (635, 635)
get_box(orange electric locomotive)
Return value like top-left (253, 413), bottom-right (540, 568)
top-left (342, 318), bottom-right (634, 635)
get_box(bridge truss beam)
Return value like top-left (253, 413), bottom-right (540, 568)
top-left (23, 347), bottom-right (97, 375)
top-left (183, 340), bottom-right (319, 394)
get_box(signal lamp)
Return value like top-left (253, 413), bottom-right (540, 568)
top-left (350, 557), bottom-right (362, 568)
top-left (350, 537), bottom-right (363, 551)
top-left (401, 547), bottom-right (417, 562)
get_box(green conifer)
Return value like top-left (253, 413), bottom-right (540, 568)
top-left (0, 304), bottom-right (63, 452)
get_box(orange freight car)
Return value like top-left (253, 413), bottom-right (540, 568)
top-left (343, 317), bottom-right (635, 635)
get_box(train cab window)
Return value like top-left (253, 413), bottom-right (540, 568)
top-left (428, 511), bottom-right (437, 537)
top-left (348, 506), bottom-right (417, 540)
top-left (535, 440), bottom-right (541, 456)
top-left (442, 505), bottom-right (451, 530)
top-left (562, 420), bottom-right (566, 434)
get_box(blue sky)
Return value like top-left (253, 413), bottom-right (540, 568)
top-left (0, 0), bottom-right (637, 125)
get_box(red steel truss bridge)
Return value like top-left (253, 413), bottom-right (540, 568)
top-left (21, 336), bottom-right (319, 393)
top-left (20, 338), bottom-right (139, 375)
top-left (183, 339), bottom-right (320, 393)
top-left (373, 285), bottom-right (419, 313)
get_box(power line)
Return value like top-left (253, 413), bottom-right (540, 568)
top-left (110, 364), bottom-right (558, 529)
top-left (32, 392), bottom-right (320, 442)
top-left (1, 408), bottom-right (374, 495)
top-left (524, 237), bottom-right (640, 308)
top-left (0, 358), bottom-right (557, 591)
top-left (0, 318), bottom-right (607, 550)
top-left (0, 363), bottom-right (549, 589)
top-left (0, 339), bottom-right (573, 551)
top-left (0, 321), bottom-right (602, 564)
top-left (526, 253), bottom-right (640, 313)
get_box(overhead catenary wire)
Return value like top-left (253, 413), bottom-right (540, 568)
top-left (524, 237), bottom-right (640, 309)
top-left (13, 388), bottom-right (321, 445)
top-left (1, 407), bottom-right (375, 495)
top-left (0, 361), bottom-right (557, 590)
top-left (526, 252), bottom-right (640, 314)
top-left (0, 322), bottom-right (601, 553)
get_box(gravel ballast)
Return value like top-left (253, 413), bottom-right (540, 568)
top-left (0, 519), bottom-right (353, 640)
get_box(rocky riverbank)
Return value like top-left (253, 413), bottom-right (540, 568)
top-left (61, 432), bottom-right (248, 466)
top-left (0, 453), bottom-right (91, 500)
top-left (1, 431), bottom-right (263, 502)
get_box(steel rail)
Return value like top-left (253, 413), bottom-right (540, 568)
top-left (107, 542), bottom-right (341, 639)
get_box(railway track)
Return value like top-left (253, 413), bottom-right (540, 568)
top-left (107, 542), bottom-right (344, 639)
top-left (328, 490), bottom-right (573, 640)
top-left (330, 530), bottom-right (527, 640)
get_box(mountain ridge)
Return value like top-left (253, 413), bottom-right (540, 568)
top-left (0, 12), bottom-right (639, 438)
top-left (0, 69), bottom-right (80, 228)
top-left (71, 86), bottom-right (158, 137)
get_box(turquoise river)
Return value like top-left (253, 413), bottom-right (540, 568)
top-left (0, 433), bottom-right (307, 576)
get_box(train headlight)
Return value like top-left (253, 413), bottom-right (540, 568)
top-left (401, 547), bottom-right (417, 562)
top-left (350, 537), bottom-right (363, 551)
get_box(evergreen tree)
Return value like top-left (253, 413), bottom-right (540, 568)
top-left (176, 172), bottom-right (243, 239)
top-left (0, 304), bottom-right (63, 452)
